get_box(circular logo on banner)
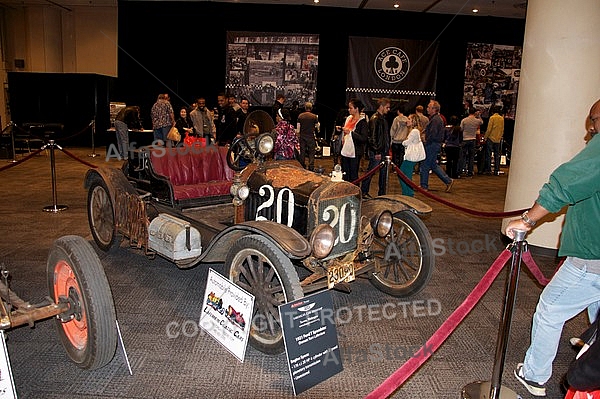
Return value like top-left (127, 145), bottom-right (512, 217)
top-left (374, 47), bottom-right (410, 83)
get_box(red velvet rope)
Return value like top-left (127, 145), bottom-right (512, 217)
top-left (366, 248), bottom-right (514, 399)
top-left (392, 163), bottom-right (525, 218)
top-left (352, 161), bottom-right (384, 185)
top-left (366, 244), bottom-right (559, 398)
top-left (0, 148), bottom-right (45, 172)
top-left (60, 147), bottom-right (99, 169)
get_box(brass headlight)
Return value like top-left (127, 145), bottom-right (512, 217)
top-left (309, 224), bottom-right (335, 259)
top-left (256, 132), bottom-right (274, 155)
top-left (371, 210), bottom-right (393, 238)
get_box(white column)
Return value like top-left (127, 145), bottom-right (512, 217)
top-left (502, 0), bottom-right (600, 249)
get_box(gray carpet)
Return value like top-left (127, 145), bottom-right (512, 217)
top-left (0, 147), bottom-right (585, 398)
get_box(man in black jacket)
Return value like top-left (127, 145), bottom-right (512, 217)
top-left (361, 97), bottom-right (391, 198)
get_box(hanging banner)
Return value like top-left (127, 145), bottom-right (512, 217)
top-left (346, 37), bottom-right (438, 112)
top-left (226, 32), bottom-right (319, 108)
top-left (463, 42), bottom-right (522, 119)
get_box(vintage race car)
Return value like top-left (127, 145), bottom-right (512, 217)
top-left (84, 111), bottom-right (435, 354)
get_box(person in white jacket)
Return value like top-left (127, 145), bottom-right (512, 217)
top-left (398, 114), bottom-right (425, 196)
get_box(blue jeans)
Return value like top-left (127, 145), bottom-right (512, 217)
top-left (462, 139), bottom-right (476, 175)
top-left (154, 125), bottom-right (170, 144)
top-left (114, 120), bottom-right (129, 159)
top-left (360, 153), bottom-right (387, 196)
top-left (484, 140), bottom-right (501, 173)
top-left (420, 142), bottom-right (451, 189)
top-left (522, 257), bottom-right (600, 384)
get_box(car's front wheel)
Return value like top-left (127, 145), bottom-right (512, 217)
top-left (225, 235), bottom-right (303, 355)
top-left (368, 211), bottom-right (435, 297)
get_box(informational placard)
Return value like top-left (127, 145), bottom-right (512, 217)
top-left (199, 269), bottom-right (254, 362)
top-left (0, 331), bottom-right (17, 399)
top-left (279, 290), bottom-right (343, 395)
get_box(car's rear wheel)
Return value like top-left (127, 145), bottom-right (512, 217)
top-left (87, 180), bottom-right (118, 251)
top-left (47, 235), bottom-right (117, 369)
top-left (225, 235), bottom-right (303, 355)
top-left (368, 211), bottom-right (435, 297)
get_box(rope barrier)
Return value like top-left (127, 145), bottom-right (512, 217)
top-left (366, 241), bottom-right (556, 398)
top-left (392, 163), bottom-right (525, 218)
top-left (11, 120), bottom-right (93, 144)
top-left (366, 247), bottom-right (513, 399)
top-left (0, 148), bottom-right (45, 172)
top-left (351, 161), bottom-right (384, 185)
top-left (60, 147), bottom-right (99, 169)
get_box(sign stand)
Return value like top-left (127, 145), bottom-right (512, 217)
top-left (279, 290), bottom-right (343, 396)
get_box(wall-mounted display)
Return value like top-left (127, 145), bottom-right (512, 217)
top-left (463, 42), bottom-right (522, 119)
top-left (226, 32), bottom-right (319, 108)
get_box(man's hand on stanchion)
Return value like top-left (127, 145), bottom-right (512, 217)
top-left (505, 202), bottom-right (550, 240)
top-left (505, 219), bottom-right (531, 240)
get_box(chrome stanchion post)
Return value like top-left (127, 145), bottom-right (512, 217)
top-left (42, 140), bottom-right (68, 213)
top-left (7, 122), bottom-right (17, 163)
top-left (384, 155), bottom-right (391, 195)
top-left (88, 118), bottom-right (99, 158)
top-left (461, 229), bottom-right (527, 399)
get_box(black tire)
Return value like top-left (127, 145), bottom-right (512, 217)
top-left (225, 235), bottom-right (303, 355)
top-left (87, 179), bottom-right (117, 252)
top-left (368, 211), bottom-right (435, 297)
top-left (226, 137), bottom-right (254, 171)
top-left (47, 235), bottom-right (117, 370)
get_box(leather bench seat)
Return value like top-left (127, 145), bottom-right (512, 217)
top-left (150, 146), bottom-right (234, 201)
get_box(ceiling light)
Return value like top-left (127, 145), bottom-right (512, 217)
top-left (472, 8), bottom-right (479, 13)
top-left (393, 3), bottom-right (399, 8)
top-left (313, 0), bottom-right (319, 3)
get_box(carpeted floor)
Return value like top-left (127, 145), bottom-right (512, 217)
top-left (0, 146), bottom-right (586, 399)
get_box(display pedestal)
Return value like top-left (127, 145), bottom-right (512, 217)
top-left (461, 381), bottom-right (521, 399)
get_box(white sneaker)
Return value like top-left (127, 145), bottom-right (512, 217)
top-left (514, 363), bottom-right (546, 397)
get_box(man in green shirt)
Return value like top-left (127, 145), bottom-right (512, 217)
top-left (506, 99), bottom-right (600, 397)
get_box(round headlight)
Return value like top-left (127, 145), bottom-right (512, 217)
top-left (237, 184), bottom-right (249, 200)
top-left (256, 133), bottom-right (274, 155)
top-left (371, 210), bottom-right (393, 238)
top-left (309, 224), bottom-right (335, 259)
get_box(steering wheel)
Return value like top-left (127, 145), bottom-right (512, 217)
top-left (226, 136), bottom-right (255, 171)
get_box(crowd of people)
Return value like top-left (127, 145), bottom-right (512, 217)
top-left (116, 93), bottom-right (506, 197)
top-left (328, 98), bottom-right (506, 197)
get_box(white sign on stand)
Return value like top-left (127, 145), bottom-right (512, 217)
top-left (199, 269), bottom-right (254, 362)
top-left (0, 330), bottom-right (18, 398)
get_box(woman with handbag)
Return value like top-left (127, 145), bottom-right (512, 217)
top-left (174, 106), bottom-right (193, 146)
top-left (340, 98), bottom-right (368, 183)
top-left (399, 114), bottom-right (426, 196)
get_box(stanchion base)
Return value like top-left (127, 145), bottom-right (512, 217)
top-left (88, 153), bottom-right (100, 158)
top-left (6, 159), bottom-right (17, 163)
top-left (461, 381), bottom-right (522, 399)
top-left (43, 205), bottom-right (68, 213)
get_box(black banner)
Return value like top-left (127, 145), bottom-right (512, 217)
top-left (346, 37), bottom-right (438, 112)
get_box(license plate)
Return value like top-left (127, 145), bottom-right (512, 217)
top-left (327, 263), bottom-right (355, 289)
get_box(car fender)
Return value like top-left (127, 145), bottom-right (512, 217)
top-left (84, 167), bottom-right (137, 205)
top-left (194, 220), bottom-right (311, 265)
top-left (361, 194), bottom-right (432, 218)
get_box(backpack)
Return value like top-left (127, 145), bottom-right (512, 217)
top-left (566, 312), bottom-right (600, 393)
